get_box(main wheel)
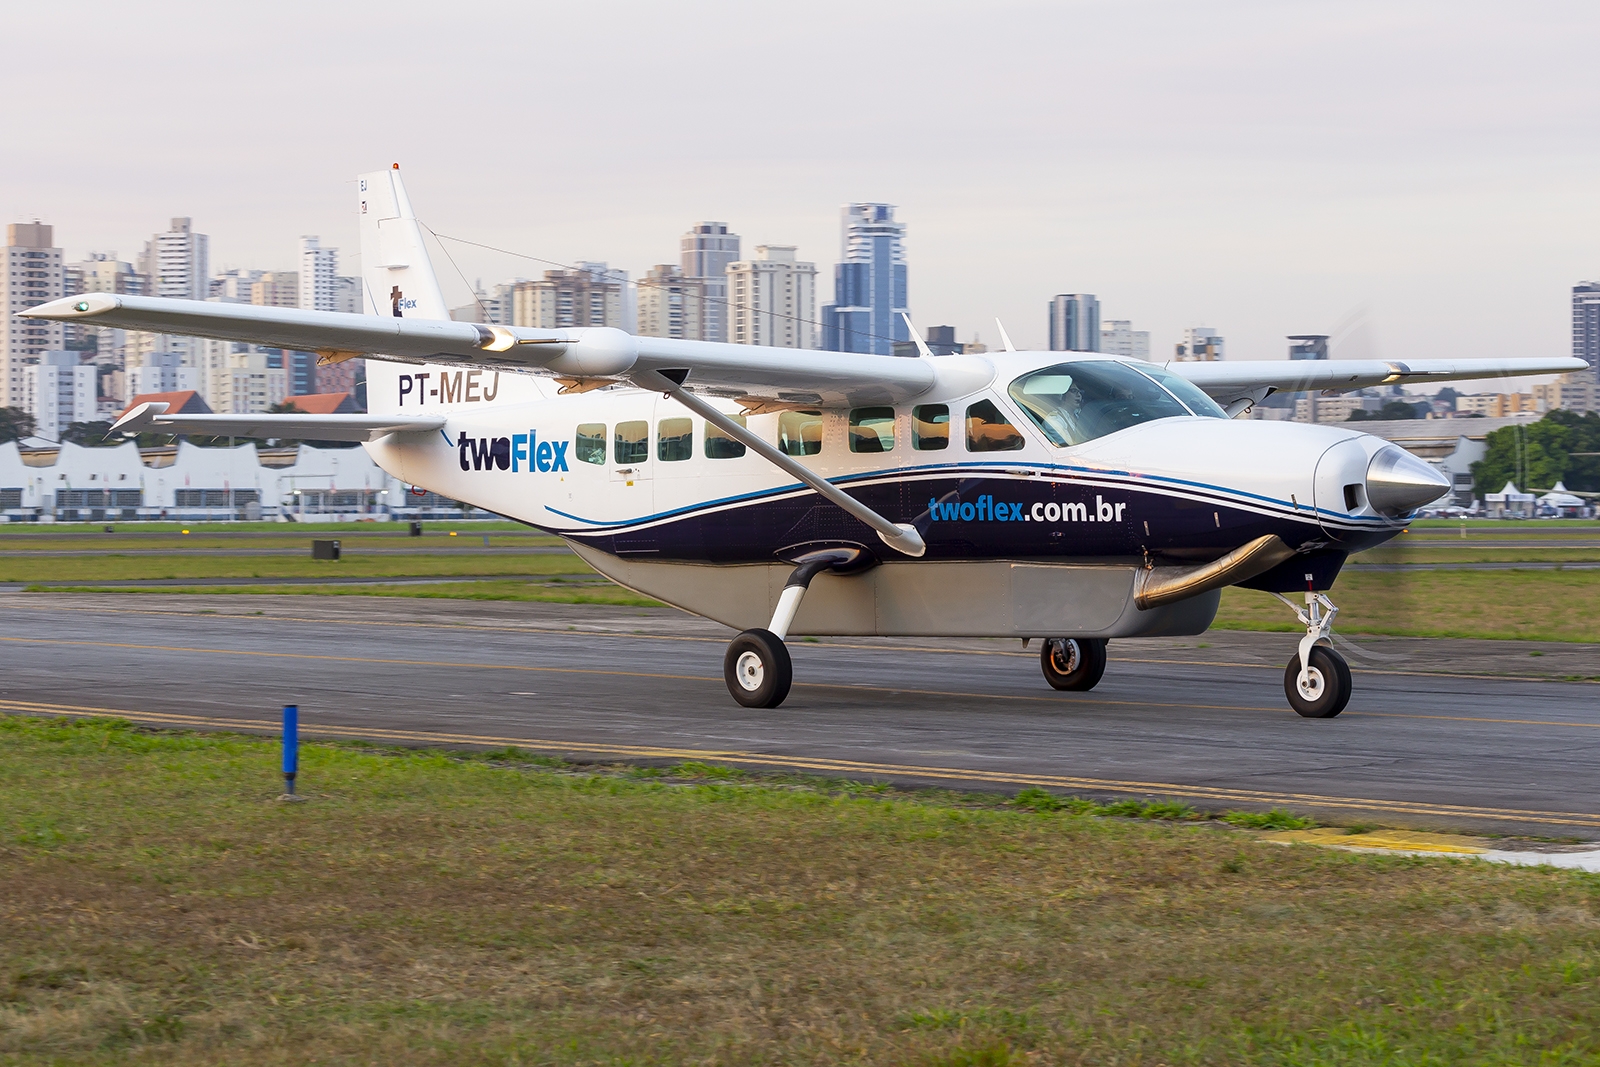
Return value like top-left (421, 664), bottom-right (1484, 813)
top-left (723, 628), bottom-right (793, 708)
top-left (1040, 637), bottom-right (1108, 691)
top-left (1284, 645), bottom-right (1351, 718)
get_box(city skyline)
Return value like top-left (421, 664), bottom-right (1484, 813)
top-left (5, 2), bottom-right (1599, 367)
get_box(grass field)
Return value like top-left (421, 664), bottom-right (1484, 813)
top-left (4, 715), bottom-right (1600, 1065)
top-left (7, 526), bottom-right (1600, 642)
top-left (30, 579), bottom-right (662, 606)
top-left (1217, 569), bottom-right (1600, 643)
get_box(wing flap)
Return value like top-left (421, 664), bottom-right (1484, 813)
top-left (110, 402), bottom-right (445, 442)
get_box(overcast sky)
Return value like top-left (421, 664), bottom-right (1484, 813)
top-left (5, 0), bottom-right (1598, 374)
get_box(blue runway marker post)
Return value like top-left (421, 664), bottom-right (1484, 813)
top-left (282, 704), bottom-right (299, 796)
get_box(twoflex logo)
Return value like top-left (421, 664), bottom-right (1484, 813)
top-left (927, 493), bottom-right (1128, 524)
top-left (458, 431), bottom-right (569, 473)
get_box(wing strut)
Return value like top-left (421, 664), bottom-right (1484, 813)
top-left (635, 370), bottom-right (927, 558)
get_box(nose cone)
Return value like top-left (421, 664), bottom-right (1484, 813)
top-left (1365, 446), bottom-right (1449, 515)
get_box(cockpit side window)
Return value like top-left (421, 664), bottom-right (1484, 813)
top-left (1007, 361), bottom-right (1200, 447)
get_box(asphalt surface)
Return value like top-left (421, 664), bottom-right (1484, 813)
top-left (4, 592), bottom-right (1599, 836)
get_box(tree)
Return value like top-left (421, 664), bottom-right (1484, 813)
top-left (62, 421), bottom-right (118, 446)
top-left (1472, 410), bottom-right (1600, 495)
top-left (267, 401), bottom-right (306, 414)
top-left (0, 407), bottom-right (35, 444)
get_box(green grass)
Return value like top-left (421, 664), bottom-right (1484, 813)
top-left (0, 520), bottom-right (533, 534)
top-left (0, 551), bottom-right (593, 583)
top-left (1217, 568), bottom-right (1600, 643)
top-left (27, 579), bottom-right (664, 606)
top-left (4, 715), bottom-right (1600, 1065)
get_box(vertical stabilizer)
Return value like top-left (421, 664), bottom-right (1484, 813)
top-left (357, 165), bottom-right (449, 321)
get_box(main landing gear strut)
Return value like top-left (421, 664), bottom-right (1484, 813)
top-left (1273, 587), bottom-right (1351, 718)
top-left (723, 550), bottom-right (861, 709)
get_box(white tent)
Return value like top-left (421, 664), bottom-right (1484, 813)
top-left (1538, 481), bottom-right (1586, 515)
top-left (1484, 480), bottom-right (1536, 517)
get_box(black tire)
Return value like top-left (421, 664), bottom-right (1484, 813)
top-left (723, 628), bottom-right (793, 708)
top-left (1284, 645), bottom-right (1351, 718)
top-left (1040, 637), bottom-right (1108, 692)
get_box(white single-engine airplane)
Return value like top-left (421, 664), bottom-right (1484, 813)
top-left (25, 166), bottom-right (1586, 717)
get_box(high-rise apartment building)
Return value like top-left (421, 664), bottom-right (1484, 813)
top-left (636, 265), bottom-right (704, 341)
top-left (1099, 319), bottom-right (1149, 360)
top-left (680, 222), bottom-right (740, 342)
top-left (821, 204), bottom-right (908, 355)
top-left (251, 272), bottom-right (299, 308)
top-left (136, 218), bottom-right (209, 370)
top-left (334, 276), bottom-right (364, 314)
top-left (728, 246), bottom-right (817, 349)
top-left (1047, 294), bottom-right (1100, 352)
top-left (510, 266), bottom-right (625, 330)
top-left (1559, 283), bottom-right (1600, 414)
top-left (66, 253), bottom-right (147, 372)
top-left (24, 351), bottom-right (96, 440)
top-left (3, 223), bottom-right (65, 409)
top-left (1175, 327), bottom-right (1225, 361)
top-left (299, 237), bottom-right (338, 312)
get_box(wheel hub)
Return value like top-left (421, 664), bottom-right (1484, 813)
top-left (735, 650), bottom-right (765, 691)
top-left (1050, 639), bottom-right (1081, 675)
top-left (1297, 665), bottom-right (1325, 701)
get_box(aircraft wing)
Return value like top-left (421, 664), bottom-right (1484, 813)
top-left (23, 294), bottom-right (935, 407)
top-left (109, 401), bottom-right (446, 442)
top-left (1167, 357), bottom-right (1590, 402)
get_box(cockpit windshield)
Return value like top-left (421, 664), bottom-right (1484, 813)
top-left (1007, 360), bottom-right (1226, 447)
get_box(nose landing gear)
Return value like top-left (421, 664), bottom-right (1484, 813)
top-left (1272, 588), bottom-right (1350, 717)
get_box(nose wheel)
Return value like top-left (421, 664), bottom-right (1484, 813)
top-left (1284, 645), bottom-right (1351, 718)
top-left (1040, 637), bottom-right (1108, 691)
top-left (1272, 587), bottom-right (1351, 717)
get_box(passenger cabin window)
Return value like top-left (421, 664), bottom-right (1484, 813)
top-left (848, 407), bottom-right (895, 453)
top-left (965, 399), bottom-right (1025, 452)
top-left (1006, 360), bottom-right (1221, 447)
top-left (912, 405), bottom-right (949, 450)
top-left (657, 417), bottom-right (693, 462)
top-left (614, 420), bottom-right (649, 465)
top-left (777, 410), bottom-right (824, 456)
top-left (574, 423), bottom-right (606, 465)
top-left (704, 414), bottom-right (747, 459)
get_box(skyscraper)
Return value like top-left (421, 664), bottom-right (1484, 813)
top-left (1047, 294), bottom-right (1100, 352)
top-left (822, 204), bottom-right (908, 355)
top-left (2, 222), bottom-right (65, 408)
top-left (680, 223), bottom-right (740, 342)
top-left (727, 246), bottom-right (817, 349)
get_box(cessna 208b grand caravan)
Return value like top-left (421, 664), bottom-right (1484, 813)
top-left (25, 166), bottom-right (1586, 716)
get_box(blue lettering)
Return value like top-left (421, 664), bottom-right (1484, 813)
top-left (492, 437), bottom-right (511, 470)
top-left (512, 433), bottom-right (528, 472)
top-left (536, 440), bottom-right (553, 472)
top-left (550, 440), bottom-right (569, 471)
top-left (960, 502), bottom-right (975, 521)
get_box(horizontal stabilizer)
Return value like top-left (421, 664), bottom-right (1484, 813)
top-left (110, 401), bottom-right (445, 443)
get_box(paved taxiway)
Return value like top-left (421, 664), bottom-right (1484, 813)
top-left (3, 593), bottom-right (1598, 836)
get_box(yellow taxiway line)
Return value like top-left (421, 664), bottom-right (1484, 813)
top-left (6, 696), bottom-right (1600, 830)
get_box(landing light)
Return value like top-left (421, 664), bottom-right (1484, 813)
top-left (74, 301), bottom-right (89, 312)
